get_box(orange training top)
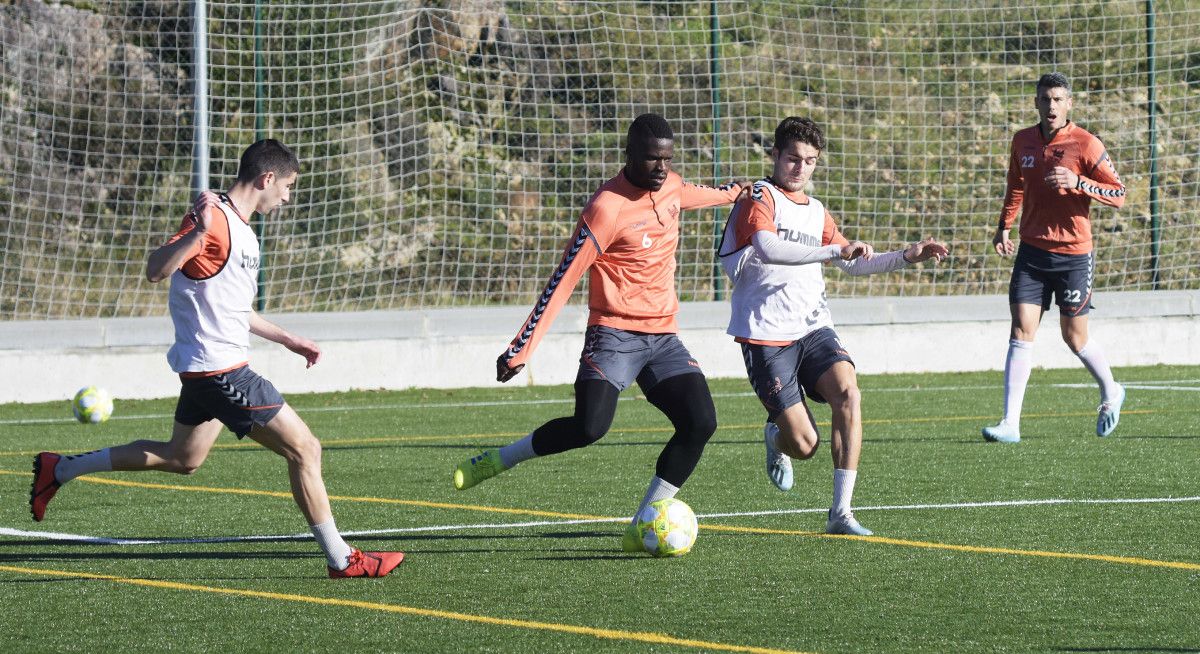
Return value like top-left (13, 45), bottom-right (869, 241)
top-left (501, 169), bottom-right (741, 370)
top-left (1000, 121), bottom-right (1126, 255)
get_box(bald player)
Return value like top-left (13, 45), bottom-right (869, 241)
top-left (452, 114), bottom-right (742, 551)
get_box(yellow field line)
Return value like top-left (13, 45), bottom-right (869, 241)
top-left (696, 526), bottom-right (1200, 571)
top-left (0, 564), bottom-right (810, 654)
top-left (0, 471), bottom-right (610, 520)
top-left (0, 407), bottom-right (1162, 459)
top-left (1, 469), bottom-right (1197, 573)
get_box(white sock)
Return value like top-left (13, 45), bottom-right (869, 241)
top-left (499, 433), bottom-right (537, 469)
top-left (831, 468), bottom-right (858, 518)
top-left (630, 476), bottom-right (679, 525)
top-left (1076, 341), bottom-right (1121, 402)
top-left (310, 520), bottom-right (355, 570)
top-left (1002, 339), bottom-right (1034, 426)
top-left (54, 448), bottom-right (113, 484)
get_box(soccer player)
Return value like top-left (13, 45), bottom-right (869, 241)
top-left (29, 140), bottom-right (403, 578)
top-left (982, 72), bottom-right (1127, 444)
top-left (717, 117), bottom-right (948, 536)
top-left (451, 114), bottom-right (742, 550)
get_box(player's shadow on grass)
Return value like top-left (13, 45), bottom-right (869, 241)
top-left (404, 435), bottom-right (1012, 452)
top-left (0, 548), bottom-right (331, 580)
top-left (0, 550), bottom-right (311, 563)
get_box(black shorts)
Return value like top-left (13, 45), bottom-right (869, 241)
top-left (1008, 243), bottom-right (1094, 316)
top-left (740, 327), bottom-right (855, 420)
top-left (576, 326), bottom-right (703, 392)
top-left (174, 365), bottom-right (285, 438)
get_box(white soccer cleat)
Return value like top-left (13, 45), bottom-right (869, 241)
top-left (826, 510), bottom-right (873, 536)
top-left (982, 421), bottom-right (1020, 444)
top-left (1096, 384), bottom-right (1126, 437)
top-left (763, 422), bottom-right (793, 491)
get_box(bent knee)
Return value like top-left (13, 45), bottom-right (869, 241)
top-left (794, 436), bottom-right (819, 460)
top-left (167, 458), bottom-right (204, 475)
top-left (691, 413), bottom-right (717, 440)
top-left (780, 428), bottom-right (819, 459)
top-left (574, 417), bottom-right (611, 445)
top-left (827, 385), bottom-right (861, 411)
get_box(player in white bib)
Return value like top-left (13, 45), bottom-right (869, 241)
top-left (717, 117), bottom-right (948, 535)
top-left (30, 140), bottom-right (403, 578)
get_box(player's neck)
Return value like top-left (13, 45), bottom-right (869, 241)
top-left (1039, 119), bottom-right (1070, 141)
top-left (223, 185), bottom-right (257, 221)
top-left (766, 176), bottom-right (807, 201)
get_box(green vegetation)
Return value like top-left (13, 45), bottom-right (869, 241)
top-left (2, 1), bottom-right (1198, 317)
top-left (1, 365), bottom-right (1197, 652)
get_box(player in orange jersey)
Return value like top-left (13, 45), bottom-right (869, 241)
top-left (30, 140), bottom-right (403, 578)
top-left (452, 114), bottom-right (742, 551)
top-left (983, 72), bottom-right (1127, 444)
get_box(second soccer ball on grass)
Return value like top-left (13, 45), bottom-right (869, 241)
top-left (635, 497), bottom-right (698, 557)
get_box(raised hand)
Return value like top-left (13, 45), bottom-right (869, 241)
top-left (190, 190), bottom-right (221, 233)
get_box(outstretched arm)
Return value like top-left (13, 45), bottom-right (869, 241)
top-left (680, 181), bottom-right (743, 210)
top-left (249, 311), bottom-right (322, 368)
top-left (902, 237), bottom-right (949, 264)
top-left (751, 231), bottom-right (865, 266)
top-left (834, 237), bottom-right (948, 276)
top-left (496, 218), bottom-right (602, 382)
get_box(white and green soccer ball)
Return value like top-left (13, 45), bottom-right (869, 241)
top-left (72, 386), bottom-right (113, 424)
top-left (635, 497), bottom-right (698, 557)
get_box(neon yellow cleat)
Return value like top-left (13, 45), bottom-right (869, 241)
top-left (453, 450), bottom-right (508, 490)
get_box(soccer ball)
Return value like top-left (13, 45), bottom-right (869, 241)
top-left (72, 386), bottom-right (113, 424)
top-left (635, 497), bottom-right (698, 557)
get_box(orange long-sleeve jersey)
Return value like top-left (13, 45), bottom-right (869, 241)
top-left (501, 170), bottom-right (742, 370)
top-left (1000, 121), bottom-right (1126, 255)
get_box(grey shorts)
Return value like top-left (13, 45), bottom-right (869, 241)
top-left (740, 327), bottom-right (854, 420)
top-left (174, 365), bottom-right (285, 438)
top-left (1009, 243), bottom-right (1094, 316)
top-left (577, 325), bottom-right (703, 392)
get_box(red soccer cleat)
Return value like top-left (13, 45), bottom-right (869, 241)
top-left (30, 452), bottom-right (62, 522)
top-left (328, 548), bottom-right (405, 579)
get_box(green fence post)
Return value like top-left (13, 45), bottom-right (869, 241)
top-left (254, 0), bottom-right (267, 310)
top-left (1147, 0), bottom-right (1161, 289)
top-left (710, 1), bottom-right (723, 301)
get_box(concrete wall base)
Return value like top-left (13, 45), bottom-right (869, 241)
top-left (3, 291), bottom-right (1196, 404)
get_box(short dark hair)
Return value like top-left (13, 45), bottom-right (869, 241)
top-left (1036, 72), bottom-right (1071, 95)
top-left (236, 139), bottom-right (300, 183)
top-left (773, 117), bottom-right (825, 153)
top-left (627, 113), bottom-right (673, 146)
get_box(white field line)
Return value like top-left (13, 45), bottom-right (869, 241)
top-left (4, 379), bottom-right (1200, 426)
top-left (1052, 383), bottom-right (1200, 392)
top-left (3, 494), bottom-right (1197, 547)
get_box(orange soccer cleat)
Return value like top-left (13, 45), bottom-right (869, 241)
top-left (328, 548), bottom-right (405, 579)
top-left (30, 452), bottom-right (62, 522)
